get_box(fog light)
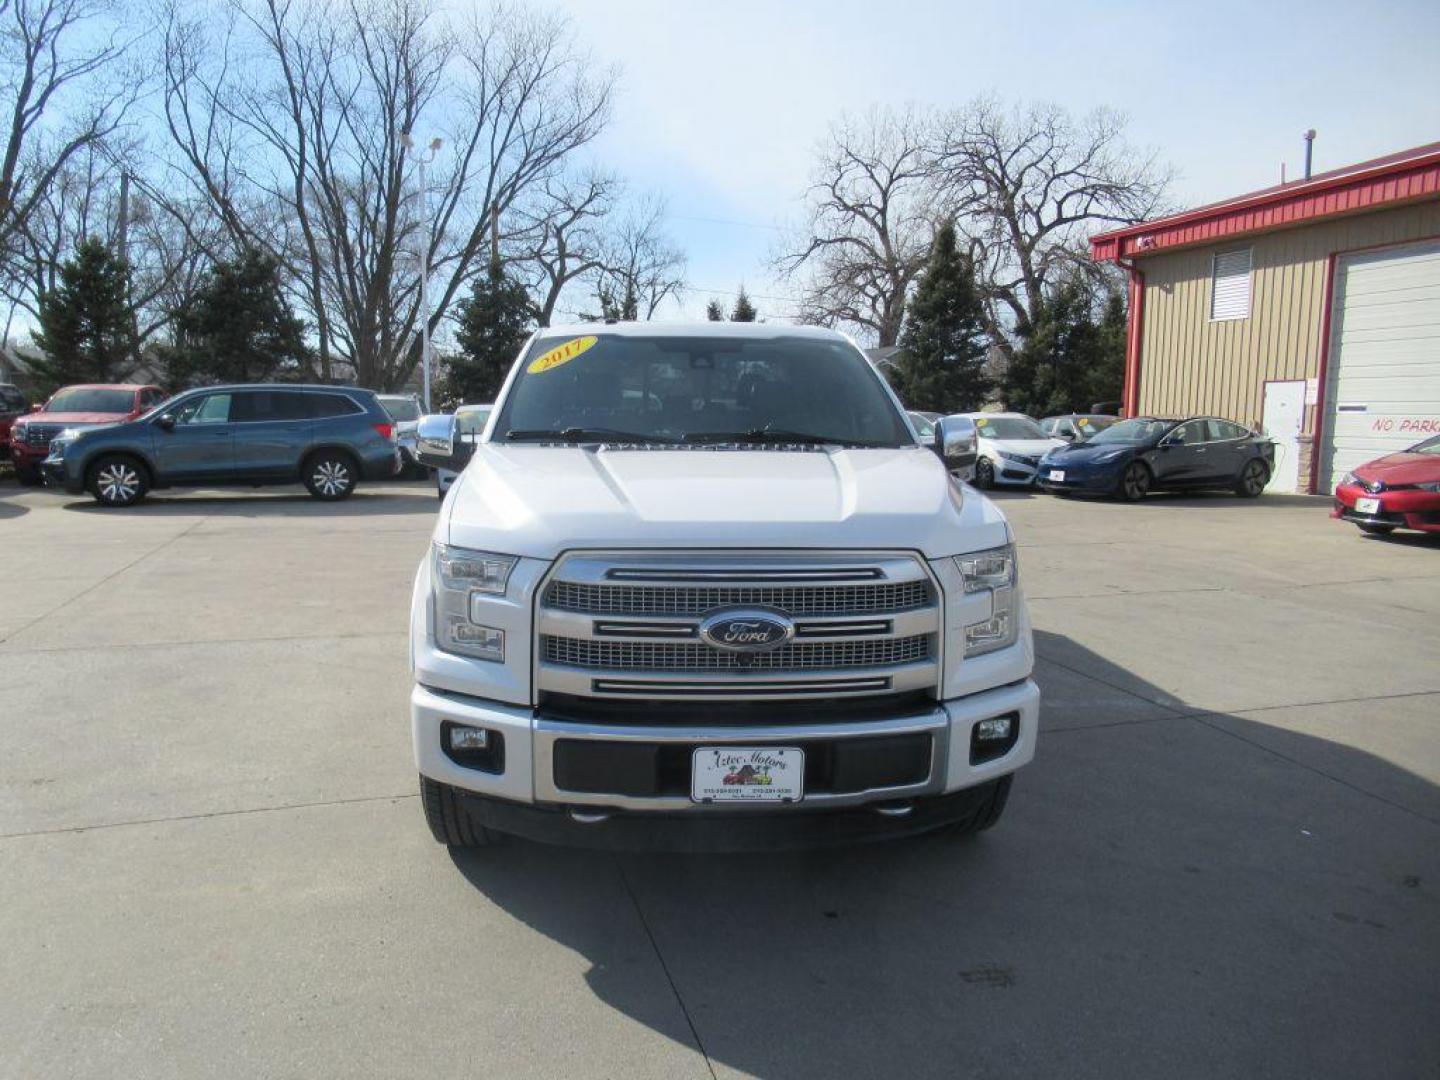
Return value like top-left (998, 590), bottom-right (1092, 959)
top-left (448, 725), bottom-right (490, 751)
top-left (969, 711), bottom-right (1020, 765)
top-left (976, 715), bottom-right (1013, 742)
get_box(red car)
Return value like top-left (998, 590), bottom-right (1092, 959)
top-left (1331, 434), bottom-right (1440, 536)
top-left (8, 383), bottom-right (166, 486)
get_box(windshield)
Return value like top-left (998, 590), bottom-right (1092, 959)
top-left (380, 397), bottom-right (422, 422)
top-left (493, 333), bottom-right (912, 446)
top-left (1087, 418), bottom-right (1174, 445)
top-left (974, 416), bottom-right (1046, 441)
top-left (456, 407), bottom-right (493, 436)
top-left (1075, 415), bottom-right (1117, 437)
top-left (1409, 434), bottom-right (1440, 455)
top-left (46, 388), bottom-right (135, 413)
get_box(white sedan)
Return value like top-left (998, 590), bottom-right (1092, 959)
top-left (957, 412), bottom-right (1067, 489)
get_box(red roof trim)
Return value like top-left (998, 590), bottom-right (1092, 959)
top-left (1091, 142), bottom-right (1440, 262)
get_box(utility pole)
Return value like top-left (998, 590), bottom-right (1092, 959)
top-left (117, 172), bottom-right (130, 265)
top-left (490, 205), bottom-right (500, 266)
top-left (399, 131), bottom-right (443, 411)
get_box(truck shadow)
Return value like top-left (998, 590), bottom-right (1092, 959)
top-left (447, 631), bottom-right (1439, 1079)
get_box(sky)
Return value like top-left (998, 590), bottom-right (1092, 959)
top-left (557, 0), bottom-right (1440, 326)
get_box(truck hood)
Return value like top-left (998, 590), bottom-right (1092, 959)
top-left (443, 444), bottom-right (1011, 560)
top-left (16, 411), bottom-right (131, 426)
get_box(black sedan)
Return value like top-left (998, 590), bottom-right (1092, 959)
top-left (1037, 416), bottom-right (1275, 501)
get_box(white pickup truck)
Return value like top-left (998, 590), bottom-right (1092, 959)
top-left (410, 323), bottom-right (1038, 851)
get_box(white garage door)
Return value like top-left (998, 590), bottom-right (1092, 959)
top-left (1320, 239), bottom-right (1440, 492)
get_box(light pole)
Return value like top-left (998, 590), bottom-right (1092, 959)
top-left (400, 131), bottom-right (443, 411)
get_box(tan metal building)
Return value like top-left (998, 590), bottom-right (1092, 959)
top-left (1091, 142), bottom-right (1440, 494)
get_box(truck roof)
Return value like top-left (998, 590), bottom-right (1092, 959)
top-left (537, 321), bottom-right (850, 342)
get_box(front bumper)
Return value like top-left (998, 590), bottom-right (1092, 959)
top-left (988, 455), bottom-right (1042, 485)
top-left (1037, 461), bottom-right (1122, 494)
top-left (1332, 484), bottom-right (1440, 533)
top-left (412, 678), bottom-right (1039, 849)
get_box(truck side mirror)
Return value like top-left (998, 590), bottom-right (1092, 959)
top-left (934, 415), bottom-right (977, 474)
top-left (415, 413), bottom-right (460, 470)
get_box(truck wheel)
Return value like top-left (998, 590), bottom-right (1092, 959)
top-left (1234, 458), bottom-right (1269, 497)
top-left (87, 455), bottom-right (149, 507)
top-left (419, 775), bottom-right (496, 847)
top-left (950, 775), bottom-right (1013, 837)
top-left (304, 450), bottom-right (357, 500)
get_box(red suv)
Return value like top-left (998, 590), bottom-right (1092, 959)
top-left (1332, 434), bottom-right (1440, 536)
top-left (9, 384), bottom-right (165, 485)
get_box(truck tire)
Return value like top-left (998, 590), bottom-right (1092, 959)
top-left (950, 775), bottom-right (1013, 837)
top-left (419, 775), bottom-right (496, 847)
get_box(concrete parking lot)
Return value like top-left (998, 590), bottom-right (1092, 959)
top-left (1, 479), bottom-right (1437, 1079)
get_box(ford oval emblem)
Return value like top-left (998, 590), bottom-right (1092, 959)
top-left (699, 608), bottom-right (795, 653)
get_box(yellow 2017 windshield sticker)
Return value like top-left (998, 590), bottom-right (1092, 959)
top-left (527, 335), bottom-right (598, 374)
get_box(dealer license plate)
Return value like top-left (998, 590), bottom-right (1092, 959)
top-left (1356, 497), bottom-right (1381, 515)
top-left (691, 746), bottom-right (804, 804)
top-left (1047, 469), bottom-right (1066, 482)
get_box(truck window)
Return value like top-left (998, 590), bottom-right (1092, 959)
top-left (495, 334), bottom-right (912, 446)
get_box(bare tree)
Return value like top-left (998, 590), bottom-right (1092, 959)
top-left (510, 167), bottom-right (619, 326)
top-left (158, 0), bottom-right (613, 389)
top-left (933, 100), bottom-right (1172, 347)
top-left (0, 0), bottom-right (135, 272)
top-left (588, 193), bottom-right (684, 321)
top-left (775, 107), bottom-right (937, 347)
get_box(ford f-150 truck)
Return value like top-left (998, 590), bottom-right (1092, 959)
top-left (410, 323), bottom-right (1038, 851)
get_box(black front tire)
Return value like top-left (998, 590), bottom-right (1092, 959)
top-left (420, 775), bottom-right (496, 847)
top-left (87, 454), bottom-right (149, 507)
top-left (304, 450), bottom-right (358, 500)
top-left (1358, 523), bottom-right (1396, 536)
top-left (950, 775), bottom-right (1013, 837)
top-left (1118, 461), bottom-right (1151, 501)
top-left (974, 458), bottom-right (996, 490)
top-left (1234, 458), bottom-right (1269, 498)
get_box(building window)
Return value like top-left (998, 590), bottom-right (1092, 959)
top-left (1210, 249), bottom-right (1252, 321)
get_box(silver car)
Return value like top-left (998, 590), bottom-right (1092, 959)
top-left (436, 403), bottom-right (493, 500)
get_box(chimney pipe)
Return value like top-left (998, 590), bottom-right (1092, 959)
top-left (1303, 129), bottom-right (1316, 180)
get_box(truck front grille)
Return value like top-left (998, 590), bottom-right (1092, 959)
top-left (545, 579), bottom-right (930, 617)
top-left (22, 423), bottom-right (63, 447)
top-left (542, 634), bottom-right (930, 671)
top-left (536, 553), bottom-right (942, 703)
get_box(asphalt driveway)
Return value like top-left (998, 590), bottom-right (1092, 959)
top-left (1, 480), bottom-right (1436, 1079)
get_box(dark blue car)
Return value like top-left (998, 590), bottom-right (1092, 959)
top-left (43, 384), bottom-right (400, 507)
top-left (1036, 416), bottom-right (1275, 501)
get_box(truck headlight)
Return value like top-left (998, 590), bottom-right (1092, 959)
top-left (433, 543), bottom-right (516, 661)
top-left (955, 543), bottom-right (1019, 657)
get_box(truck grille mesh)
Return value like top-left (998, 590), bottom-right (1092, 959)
top-left (545, 580), bottom-right (931, 617)
top-left (541, 634), bottom-right (931, 671)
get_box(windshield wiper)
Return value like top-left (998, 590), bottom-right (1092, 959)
top-left (683, 427), bottom-right (889, 448)
top-left (504, 427), bottom-right (675, 444)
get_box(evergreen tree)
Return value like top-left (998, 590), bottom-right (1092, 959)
top-left (595, 280), bottom-right (639, 322)
top-left (450, 258), bottom-right (536, 404)
top-left (1004, 274), bottom-right (1126, 416)
top-left (729, 287), bottom-right (758, 322)
top-left (163, 249), bottom-right (312, 387)
top-left (886, 222), bottom-right (990, 413)
top-left (30, 238), bottom-right (135, 391)
top-left (705, 299), bottom-right (724, 321)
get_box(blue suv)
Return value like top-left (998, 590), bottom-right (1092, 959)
top-left (43, 385), bottom-right (400, 507)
